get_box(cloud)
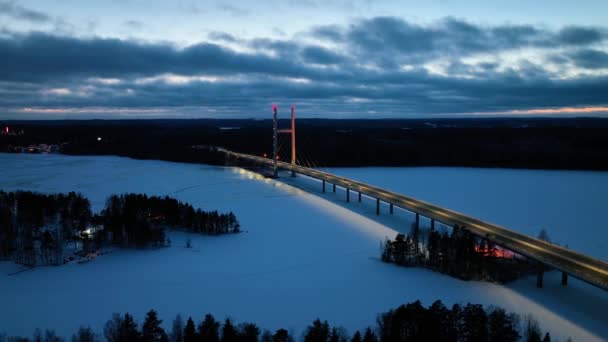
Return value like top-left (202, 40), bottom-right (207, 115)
top-left (313, 17), bottom-right (607, 61)
top-left (569, 49), bottom-right (608, 69)
top-left (123, 20), bottom-right (145, 30)
top-left (216, 4), bottom-right (249, 17)
top-left (300, 46), bottom-right (345, 65)
top-left (207, 31), bottom-right (240, 43)
top-left (0, 0), bottom-right (51, 22)
top-left (558, 26), bottom-right (605, 45)
top-left (1, 16), bottom-right (608, 118)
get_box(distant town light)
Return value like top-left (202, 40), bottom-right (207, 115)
top-left (97, 137), bottom-right (102, 141)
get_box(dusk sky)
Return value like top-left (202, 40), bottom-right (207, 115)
top-left (1, 0), bottom-right (608, 119)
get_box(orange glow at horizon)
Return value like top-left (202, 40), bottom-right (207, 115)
top-left (472, 106), bottom-right (608, 116)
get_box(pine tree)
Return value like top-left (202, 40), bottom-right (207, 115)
top-left (488, 308), bottom-right (520, 342)
top-left (220, 319), bottom-right (238, 342)
top-left (304, 319), bottom-right (330, 342)
top-left (392, 234), bottom-right (406, 265)
top-left (328, 327), bottom-right (347, 342)
top-left (524, 315), bottom-right (542, 342)
top-left (410, 222), bottom-right (420, 261)
top-left (170, 314), bottom-right (184, 342)
top-left (362, 328), bottom-right (377, 342)
top-left (43, 330), bottom-right (63, 342)
top-left (183, 317), bottom-right (197, 342)
top-left (427, 300), bottom-right (455, 341)
top-left (119, 313), bottom-right (141, 342)
top-left (198, 314), bottom-right (220, 342)
top-left (104, 313), bottom-right (123, 342)
top-left (142, 310), bottom-right (168, 342)
top-left (426, 231), bottom-right (440, 267)
top-left (350, 331), bottom-right (362, 342)
top-left (381, 239), bottom-right (392, 262)
top-left (72, 326), bottom-right (97, 342)
top-left (272, 329), bottom-right (292, 342)
top-left (462, 304), bottom-right (488, 342)
top-left (238, 323), bottom-right (260, 342)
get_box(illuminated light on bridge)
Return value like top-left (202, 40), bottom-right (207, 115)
top-left (475, 245), bottom-right (517, 258)
top-left (226, 148), bottom-right (608, 291)
top-left (222, 106), bottom-right (608, 291)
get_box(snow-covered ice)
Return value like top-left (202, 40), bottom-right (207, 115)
top-left (324, 166), bottom-right (608, 261)
top-left (0, 154), bottom-right (607, 341)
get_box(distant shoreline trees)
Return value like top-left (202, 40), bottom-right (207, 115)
top-left (382, 224), bottom-right (536, 283)
top-left (0, 190), bottom-right (240, 266)
top-left (102, 193), bottom-right (240, 248)
top-left (0, 300), bottom-right (557, 342)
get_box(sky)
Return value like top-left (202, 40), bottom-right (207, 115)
top-left (1, 0), bottom-right (608, 119)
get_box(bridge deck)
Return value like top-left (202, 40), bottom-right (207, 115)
top-left (228, 151), bottom-right (608, 292)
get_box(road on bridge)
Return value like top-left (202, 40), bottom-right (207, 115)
top-left (228, 151), bottom-right (608, 292)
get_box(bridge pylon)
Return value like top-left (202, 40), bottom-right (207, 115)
top-left (272, 104), bottom-right (297, 177)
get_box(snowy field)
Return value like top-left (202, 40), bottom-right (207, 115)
top-left (0, 153), bottom-right (607, 341)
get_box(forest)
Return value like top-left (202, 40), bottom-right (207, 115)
top-left (0, 300), bottom-right (556, 342)
top-left (2, 117), bottom-right (608, 170)
top-left (0, 191), bottom-right (240, 266)
top-left (381, 224), bottom-right (536, 283)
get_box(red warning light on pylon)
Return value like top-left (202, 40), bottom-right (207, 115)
top-left (4, 126), bottom-right (9, 134)
top-left (263, 153), bottom-right (267, 158)
top-left (272, 104), bottom-right (277, 113)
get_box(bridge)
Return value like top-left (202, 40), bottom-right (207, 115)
top-left (223, 106), bottom-right (608, 292)
top-left (227, 150), bottom-right (608, 292)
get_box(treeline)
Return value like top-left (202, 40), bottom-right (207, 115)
top-left (3, 118), bottom-right (608, 170)
top-left (382, 225), bottom-right (534, 283)
top-left (0, 191), bottom-right (240, 265)
top-left (0, 191), bottom-right (91, 265)
top-left (0, 300), bottom-right (557, 342)
top-left (102, 194), bottom-right (240, 247)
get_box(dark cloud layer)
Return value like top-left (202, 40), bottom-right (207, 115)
top-left (1, 16), bottom-right (607, 118)
top-left (569, 49), bottom-right (608, 69)
top-left (0, 0), bottom-right (51, 23)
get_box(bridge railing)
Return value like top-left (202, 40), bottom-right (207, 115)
top-left (227, 151), bottom-right (608, 291)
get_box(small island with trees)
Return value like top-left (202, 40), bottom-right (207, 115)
top-left (0, 190), bottom-right (240, 267)
top-left (381, 224), bottom-right (539, 284)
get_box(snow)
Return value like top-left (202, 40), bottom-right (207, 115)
top-left (0, 153), bottom-right (607, 341)
top-left (323, 166), bottom-right (608, 261)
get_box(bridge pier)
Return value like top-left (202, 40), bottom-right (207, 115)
top-left (536, 264), bottom-right (544, 288)
top-left (562, 272), bottom-right (568, 286)
top-left (322, 180), bottom-right (326, 193)
top-left (376, 198), bottom-right (380, 215)
top-left (431, 219), bottom-right (435, 231)
top-left (415, 213), bottom-right (420, 230)
top-left (358, 192), bottom-right (362, 202)
top-left (333, 184), bottom-right (336, 193)
top-left (346, 188), bottom-right (350, 202)
top-left (390, 203), bottom-right (393, 214)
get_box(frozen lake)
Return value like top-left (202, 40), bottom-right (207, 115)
top-left (0, 153), bottom-right (607, 341)
top-left (324, 166), bottom-right (608, 261)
